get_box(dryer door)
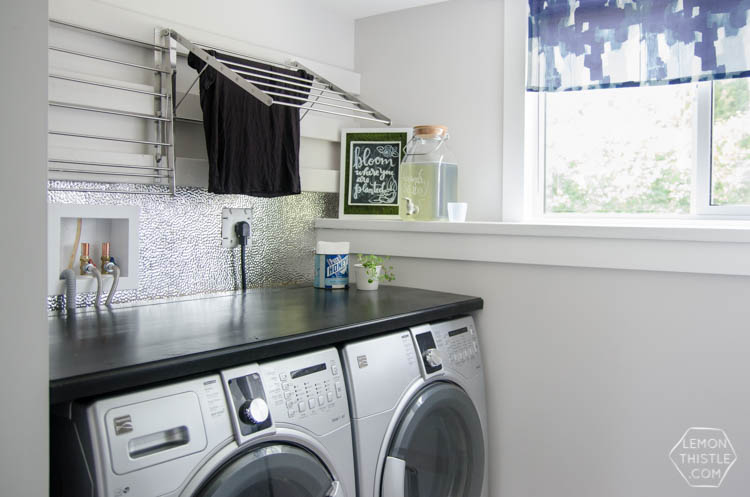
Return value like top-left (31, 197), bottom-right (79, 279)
top-left (194, 444), bottom-right (339, 497)
top-left (382, 382), bottom-right (484, 497)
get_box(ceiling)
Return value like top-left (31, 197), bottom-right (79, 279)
top-left (315, 0), bottom-right (449, 20)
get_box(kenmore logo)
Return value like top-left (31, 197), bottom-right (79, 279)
top-left (357, 355), bottom-right (368, 368)
top-left (113, 415), bottom-right (133, 435)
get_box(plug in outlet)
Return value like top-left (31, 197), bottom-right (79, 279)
top-left (221, 207), bottom-right (253, 248)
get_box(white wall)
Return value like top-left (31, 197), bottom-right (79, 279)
top-left (50, 0), bottom-right (356, 70)
top-left (318, 220), bottom-right (750, 496)
top-left (355, 0), bottom-right (504, 221)
top-left (0, 0), bottom-right (49, 495)
top-left (388, 258), bottom-right (750, 496)
top-left (352, 1), bottom-right (750, 495)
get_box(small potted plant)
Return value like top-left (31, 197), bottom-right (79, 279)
top-left (354, 254), bottom-right (395, 291)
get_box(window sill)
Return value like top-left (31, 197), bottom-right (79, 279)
top-left (314, 218), bottom-right (750, 276)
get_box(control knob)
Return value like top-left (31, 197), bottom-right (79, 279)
top-left (238, 398), bottom-right (269, 425)
top-left (423, 348), bottom-right (442, 368)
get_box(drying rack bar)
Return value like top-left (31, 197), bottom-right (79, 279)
top-left (49, 74), bottom-right (167, 97)
top-left (177, 107), bottom-right (390, 125)
top-left (260, 90), bottom-right (376, 114)
top-left (276, 103), bottom-right (391, 124)
top-left (49, 46), bottom-right (168, 73)
top-left (49, 187), bottom-right (174, 196)
top-left (49, 158), bottom-right (173, 171)
top-left (174, 116), bottom-right (203, 125)
top-left (49, 101), bottom-right (170, 122)
top-left (232, 77), bottom-right (349, 103)
top-left (49, 167), bottom-right (169, 179)
top-left (50, 19), bottom-right (165, 52)
top-left (49, 130), bottom-right (172, 147)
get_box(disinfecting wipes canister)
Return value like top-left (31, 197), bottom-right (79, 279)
top-left (314, 241), bottom-right (350, 289)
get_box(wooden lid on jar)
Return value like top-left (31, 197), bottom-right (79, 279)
top-left (413, 125), bottom-right (448, 138)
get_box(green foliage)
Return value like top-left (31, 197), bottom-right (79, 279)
top-left (546, 79), bottom-right (750, 213)
top-left (548, 164), bottom-right (691, 214)
top-left (713, 79), bottom-right (750, 123)
top-left (357, 254), bottom-right (396, 284)
top-left (711, 79), bottom-right (750, 205)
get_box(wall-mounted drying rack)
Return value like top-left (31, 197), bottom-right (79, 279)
top-left (48, 19), bottom-right (176, 196)
top-left (168, 30), bottom-right (392, 125)
top-left (47, 20), bottom-right (391, 196)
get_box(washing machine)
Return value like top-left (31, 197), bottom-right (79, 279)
top-left (52, 347), bottom-right (354, 497)
top-left (341, 316), bottom-right (488, 497)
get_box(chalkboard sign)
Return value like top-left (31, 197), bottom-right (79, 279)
top-left (339, 128), bottom-right (411, 217)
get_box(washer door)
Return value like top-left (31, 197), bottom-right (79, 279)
top-left (381, 382), bottom-right (484, 497)
top-left (194, 444), bottom-right (338, 497)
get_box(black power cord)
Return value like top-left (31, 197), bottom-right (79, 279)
top-left (234, 221), bottom-right (251, 291)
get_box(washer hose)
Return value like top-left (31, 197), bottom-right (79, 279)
top-left (91, 266), bottom-right (103, 308)
top-left (59, 269), bottom-right (77, 313)
top-left (105, 264), bottom-right (120, 307)
top-left (66, 218), bottom-right (82, 270)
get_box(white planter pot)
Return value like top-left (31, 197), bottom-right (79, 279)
top-left (354, 264), bottom-right (381, 291)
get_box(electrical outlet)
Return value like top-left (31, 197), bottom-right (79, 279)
top-left (221, 207), bottom-right (253, 249)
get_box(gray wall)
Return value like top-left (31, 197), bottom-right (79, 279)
top-left (0, 0), bottom-right (49, 494)
top-left (390, 257), bottom-right (750, 496)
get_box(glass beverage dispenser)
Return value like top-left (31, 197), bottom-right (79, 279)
top-left (398, 125), bottom-right (457, 221)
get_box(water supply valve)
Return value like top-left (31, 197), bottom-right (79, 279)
top-left (101, 242), bottom-right (111, 271)
top-left (79, 242), bottom-right (91, 275)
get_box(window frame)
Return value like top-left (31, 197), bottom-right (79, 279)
top-left (525, 81), bottom-right (750, 220)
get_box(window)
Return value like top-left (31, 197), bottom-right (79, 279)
top-left (711, 78), bottom-right (750, 207)
top-left (527, 77), bottom-right (750, 217)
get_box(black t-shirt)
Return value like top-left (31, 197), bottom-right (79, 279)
top-left (187, 51), bottom-right (312, 196)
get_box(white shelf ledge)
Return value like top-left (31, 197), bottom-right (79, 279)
top-left (315, 218), bottom-right (750, 276)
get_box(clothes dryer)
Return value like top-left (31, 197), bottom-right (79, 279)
top-left (341, 316), bottom-right (488, 497)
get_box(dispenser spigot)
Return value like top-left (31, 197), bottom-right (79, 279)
top-left (403, 197), bottom-right (419, 216)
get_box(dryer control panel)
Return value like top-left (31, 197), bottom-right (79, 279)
top-left (261, 348), bottom-right (350, 436)
top-left (412, 325), bottom-right (444, 377)
top-left (431, 316), bottom-right (482, 379)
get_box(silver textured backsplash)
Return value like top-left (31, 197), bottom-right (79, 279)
top-left (48, 181), bottom-right (337, 312)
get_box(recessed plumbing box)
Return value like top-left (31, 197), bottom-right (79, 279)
top-left (220, 207), bottom-right (253, 249)
top-left (48, 204), bottom-right (140, 295)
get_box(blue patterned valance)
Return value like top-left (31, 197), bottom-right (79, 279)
top-left (527, 0), bottom-right (750, 92)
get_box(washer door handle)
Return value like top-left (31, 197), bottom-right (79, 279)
top-left (326, 480), bottom-right (341, 497)
top-left (382, 456), bottom-right (406, 497)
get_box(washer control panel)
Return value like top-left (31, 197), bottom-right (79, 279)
top-left (221, 364), bottom-right (274, 444)
top-left (431, 316), bottom-right (482, 378)
top-left (261, 348), bottom-right (350, 436)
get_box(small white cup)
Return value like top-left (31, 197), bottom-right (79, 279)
top-left (447, 202), bottom-right (468, 222)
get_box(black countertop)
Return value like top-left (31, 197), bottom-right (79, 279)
top-left (49, 285), bottom-right (482, 404)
